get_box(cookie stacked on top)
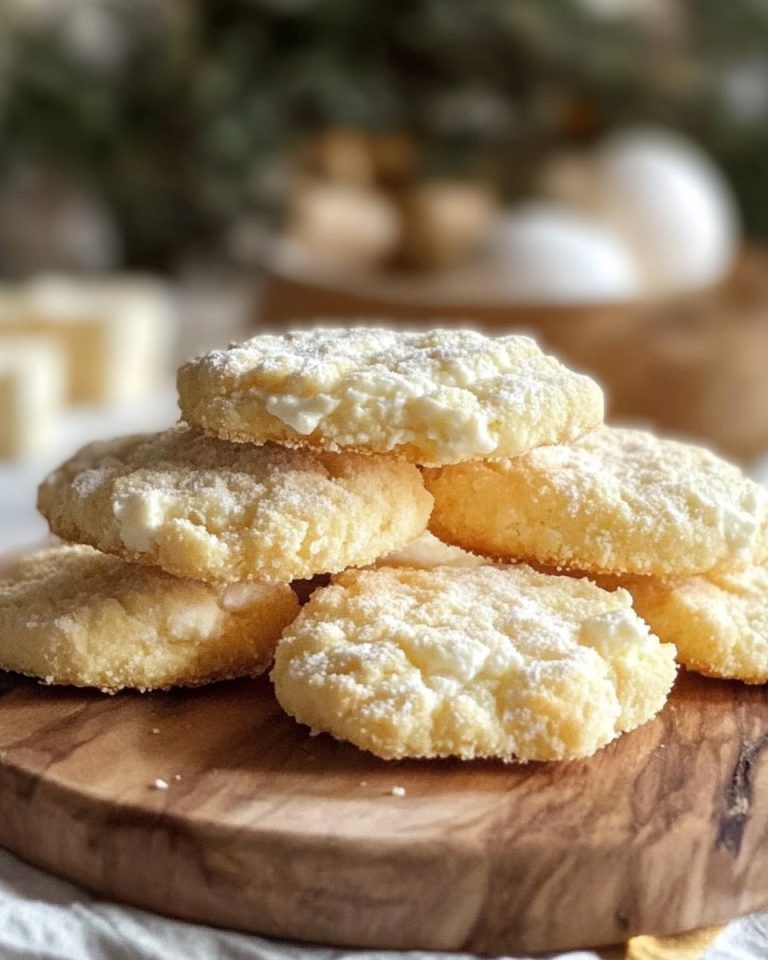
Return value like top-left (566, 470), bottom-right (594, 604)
top-left (2, 328), bottom-right (766, 763)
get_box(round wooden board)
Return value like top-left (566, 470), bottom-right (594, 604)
top-left (0, 667), bottom-right (766, 956)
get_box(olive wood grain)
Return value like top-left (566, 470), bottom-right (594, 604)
top-left (0, 659), bottom-right (766, 953)
top-left (1, 538), bottom-right (767, 952)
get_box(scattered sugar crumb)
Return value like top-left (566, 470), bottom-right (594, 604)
top-left (390, 785), bottom-right (406, 797)
top-left (151, 728), bottom-right (160, 735)
top-left (152, 778), bottom-right (169, 790)
top-left (359, 781), bottom-right (367, 787)
top-left (173, 774), bottom-right (182, 781)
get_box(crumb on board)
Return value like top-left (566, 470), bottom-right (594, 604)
top-left (390, 785), bottom-right (406, 797)
top-left (151, 728), bottom-right (160, 735)
top-left (152, 778), bottom-right (169, 790)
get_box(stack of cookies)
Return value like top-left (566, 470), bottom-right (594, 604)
top-left (2, 328), bottom-right (767, 764)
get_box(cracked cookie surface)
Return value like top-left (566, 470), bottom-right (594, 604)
top-left (607, 565), bottom-right (768, 683)
top-left (425, 427), bottom-right (768, 576)
top-left (38, 426), bottom-right (432, 583)
top-left (177, 328), bottom-right (604, 466)
top-left (0, 545), bottom-right (299, 690)
top-left (272, 564), bottom-right (677, 761)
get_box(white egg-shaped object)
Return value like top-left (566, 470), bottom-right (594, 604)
top-left (485, 202), bottom-right (641, 303)
top-left (557, 129), bottom-right (739, 293)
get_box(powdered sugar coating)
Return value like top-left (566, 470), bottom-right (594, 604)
top-left (613, 564), bottom-right (768, 683)
top-left (425, 427), bottom-right (768, 575)
top-left (38, 426), bottom-right (432, 583)
top-left (272, 564), bottom-right (677, 761)
top-left (0, 545), bottom-right (299, 691)
top-left (369, 531), bottom-right (484, 570)
top-left (177, 328), bottom-right (604, 465)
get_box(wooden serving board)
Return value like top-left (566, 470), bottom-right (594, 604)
top-left (0, 667), bottom-right (766, 955)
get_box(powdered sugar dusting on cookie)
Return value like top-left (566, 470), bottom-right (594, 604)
top-left (426, 426), bottom-right (768, 576)
top-left (37, 426), bottom-right (432, 583)
top-left (272, 564), bottom-right (676, 761)
top-left (178, 327), bottom-right (604, 465)
top-left (0, 544), bottom-right (299, 691)
top-left (71, 468), bottom-right (107, 498)
top-left (617, 562), bottom-right (768, 683)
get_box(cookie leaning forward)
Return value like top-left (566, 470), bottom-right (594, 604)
top-left (604, 565), bottom-right (768, 684)
top-left (37, 426), bottom-right (432, 583)
top-left (177, 328), bottom-right (604, 465)
top-left (272, 565), bottom-right (677, 761)
top-left (425, 426), bottom-right (768, 576)
top-left (0, 545), bottom-right (299, 691)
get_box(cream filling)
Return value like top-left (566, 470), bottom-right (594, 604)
top-left (220, 581), bottom-right (274, 612)
top-left (264, 384), bottom-right (499, 458)
top-left (579, 605), bottom-right (654, 654)
top-left (113, 491), bottom-right (170, 552)
top-left (264, 393), bottom-right (342, 435)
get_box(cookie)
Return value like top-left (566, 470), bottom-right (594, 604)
top-left (370, 531), bottom-right (484, 570)
top-left (608, 565), bottom-right (768, 684)
top-left (38, 426), bottom-right (432, 583)
top-left (177, 328), bottom-right (604, 466)
top-left (425, 426), bottom-right (768, 576)
top-left (0, 545), bottom-right (299, 691)
top-left (272, 565), bottom-right (677, 761)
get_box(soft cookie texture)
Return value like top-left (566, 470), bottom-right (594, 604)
top-left (425, 426), bottom-right (768, 576)
top-left (0, 545), bottom-right (299, 691)
top-left (272, 565), bottom-right (677, 761)
top-left (609, 565), bottom-right (768, 684)
top-left (38, 426), bottom-right (432, 583)
top-left (370, 531), bottom-right (484, 570)
top-left (177, 328), bottom-right (604, 466)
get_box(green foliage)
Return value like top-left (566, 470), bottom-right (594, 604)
top-left (1, 0), bottom-right (766, 265)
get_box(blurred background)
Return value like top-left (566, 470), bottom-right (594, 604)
top-left (3, 0), bottom-right (768, 548)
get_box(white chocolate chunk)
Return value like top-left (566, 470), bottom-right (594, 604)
top-left (0, 338), bottom-right (65, 458)
top-left (0, 276), bottom-right (177, 405)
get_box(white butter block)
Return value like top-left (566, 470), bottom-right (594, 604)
top-left (2, 275), bottom-right (178, 405)
top-left (0, 337), bottom-right (66, 458)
